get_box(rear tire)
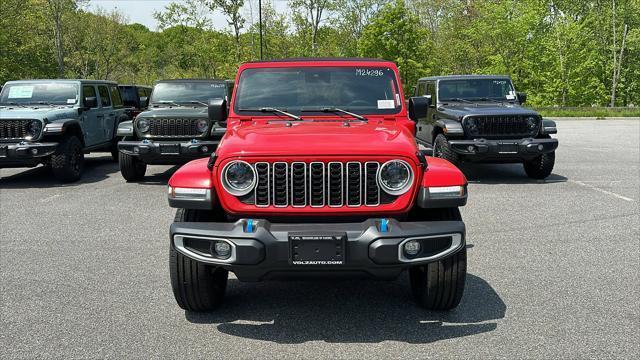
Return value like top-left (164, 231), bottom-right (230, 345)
top-left (51, 135), bottom-right (84, 182)
top-left (119, 151), bottom-right (146, 181)
top-left (433, 134), bottom-right (459, 165)
top-left (523, 151), bottom-right (555, 179)
top-left (170, 208), bottom-right (228, 312)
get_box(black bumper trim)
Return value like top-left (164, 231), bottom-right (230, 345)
top-left (449, 137), bottom-right (558, 159)
top-left (0, 142), bottom-right (58, 165)
top-left (118, 139), bottom-right (219, 163)
top-left (170, 218), bottom-right (465, 281)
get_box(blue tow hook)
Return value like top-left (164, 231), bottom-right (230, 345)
top-left (380, 218), bottom-right (389, 233)
top-left (246, 219), bottom-right (254, 233)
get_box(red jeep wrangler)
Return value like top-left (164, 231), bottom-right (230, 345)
top-left (167, 59), bottom-right (469, 312)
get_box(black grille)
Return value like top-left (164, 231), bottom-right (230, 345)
top-left (144, 118), bottom-right (205, 137)
top-left (251, 161), bottom-right (389, 208)
top-left (465, 115), bottom-right (539, 137)
top-left (0, 120), bottom-right (30, 140)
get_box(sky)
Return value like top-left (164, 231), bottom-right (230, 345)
top-left (87, 0), bottom-right (287, 31)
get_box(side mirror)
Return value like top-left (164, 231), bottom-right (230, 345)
top-left (140, 96), bottom-right (149, 108)
top-left (517, 92), bottom-right (527, 104)
top-left (208, 98), bottom-right (228, 127)
top-left (84, 96), bottom-right (97, 108)
top-left (408, 95), bottom-right (431, 121)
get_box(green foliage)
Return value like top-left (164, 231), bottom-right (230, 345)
top-left (0, 0), bottom-right (638, 109)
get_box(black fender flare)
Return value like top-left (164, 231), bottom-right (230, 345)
top-left (433, 119), bottom-right (464, 138)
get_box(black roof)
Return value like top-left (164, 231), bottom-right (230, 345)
top-left (119, 84), bottom-right (152, 88)
top-left (5, 79), bottom-right (118, 85)
top-left (419, 75), bottom-right (512, 81)
top-left (245, 57), bottom-right (389, 64)
top-left (155, 79), bottom-right (226, 83)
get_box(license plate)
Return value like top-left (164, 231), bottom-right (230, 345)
top-left (289, 233), bottom-right (346, 266)
top-left (159, 144), bottom-right (180, 155)
top-left (498, 143), bottom-right (518, 154)
top-left (0, 145), bottom-right (7, 157)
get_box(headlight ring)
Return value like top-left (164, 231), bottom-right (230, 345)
top-left (195, 119), bottom-right (209, 134)
top-left (26, 120), bottom-right (43, 138)
top-left (221, 160), bottom-right (257, 196)
top-left (136, 118), bottom-right (150, 133)
top-left (377, 160), bottom-right (414, 196)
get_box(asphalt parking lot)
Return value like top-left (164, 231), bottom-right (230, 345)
top-left (1, 119), bottom-right (638, 358)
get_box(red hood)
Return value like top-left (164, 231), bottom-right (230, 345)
top-left (216, 119), bottom-right (418, 160)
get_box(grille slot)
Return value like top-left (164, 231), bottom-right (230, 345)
top-left (250, 161), bottom-right (391, 208)
top-left (467, 115), bottom-right (538, 137)
top-left (144, 118), bottom-right (204, 137)
top-left (0, 120), bottom-right (30, 140)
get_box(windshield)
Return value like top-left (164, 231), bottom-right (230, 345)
top-left (150, 82), bottom-right (226, 105)
top-left (439, 79), bottom-right (516, 101)
top-left (234, 67), bottom-right (402, 115)
top-left (0, 82), bottom-right (79, 105)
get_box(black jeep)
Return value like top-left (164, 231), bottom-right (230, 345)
top-left (116, 79), bottom-right (228, 181)
top-left (409, 75), bottom-right (558, 179)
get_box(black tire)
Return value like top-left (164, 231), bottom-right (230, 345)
top-left (119, 151), bottom-right (147, 181)
top-left (170, 208), bottom-right (228, 312)
top-left (409, 247), bottom-right (467, 311)
top-left (51, 135), bottom-right (84, 182)
top-left (433, 133), bottom-right (459, 165)
top-left (523, 151), bottom-right (555, 179)
top-left (409, 207), bottom-right (466, 310)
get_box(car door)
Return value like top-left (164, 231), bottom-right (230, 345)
top-left (108, 85), bottom-right (124, 140)
top-left (414, 81), bottom-right (431, 144)
top-left (96, 85), bottom-right (115, 145)
top-left (81, 84), bottom-right (100, 146)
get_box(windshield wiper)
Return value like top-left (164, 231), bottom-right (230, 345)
top-left (302, 107), bottom-right (367, 121)
top-left (188, 101), bottom-right (209, 106)
top-left (442, 97), bottom-right (474, 104)
top-left (239, 107), bottom-right (302, 121)
top-left (153, 100), bottom-right (181, 107)
top-left (35, 101), bottom-right (60, 107)
top-left (1, 102), bottom-right (27, 108)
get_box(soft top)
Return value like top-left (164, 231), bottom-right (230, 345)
top-left (419, 75), bottom-right (512, 81)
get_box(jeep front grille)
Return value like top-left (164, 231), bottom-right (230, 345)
top-left (248, 161), bottom-right (393, 208)
top-left (0, 120), bottom-right (30, 141)
top-left (143, 118), bottom-right (205, 137)
top-left (466, 116), bottom-right (539, 137)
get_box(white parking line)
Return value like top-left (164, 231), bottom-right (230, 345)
top-left (569, 180), bottom-right (635, 202)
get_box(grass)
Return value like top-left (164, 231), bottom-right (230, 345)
top-left (533, 107), bottom-right (640, 118)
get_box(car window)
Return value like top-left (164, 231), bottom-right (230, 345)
top-left (110, 86), bottom-right (123, 107)
top-left (83, 85), bottom-right (98, 108)
top-left (98, 86), bottom-right (111, 107)
top-left (137, 87), bottom-right (146, 97)
top-left (427, 82), bottom-right (436, 103)
top-left (416, 81), bottom-right (426, 96)
top-left (0, 82), bottom-right (79, 105)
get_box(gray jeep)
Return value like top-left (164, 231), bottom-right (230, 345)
top-left (409, 75), bottom-right (559, 179)
top-left (116, 79), bottom-right (228, 181)
top-left (0, 80), bottom-right (128, 182)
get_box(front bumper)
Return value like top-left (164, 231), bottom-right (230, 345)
top-left (170, 218), bottom-right (465, 281)
top-left (118, 139), bottom-right (218, 164)
top-left (449, 137), bottom-right (558, 161)
top-left (0, 142), bottom-right (58, 167)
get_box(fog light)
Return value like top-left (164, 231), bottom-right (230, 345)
top-left (213, 241), bottom-right (231, 259)
top-left (404, 240), bottom-right (421, 256)
top-left (200, 145), bottom-right (209, 153)
top-left (537, 144), bottom-right (544, 151)
top-left (31, 148), bottom-right (38, 155)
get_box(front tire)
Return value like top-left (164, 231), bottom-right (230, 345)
top-left (433, 133), bottom-right (459, 165)
top-left (409, 247), bottom-right (467, 311)
top-left (119, 151), bottom-right (147, 181)
top-left (170, 209), bottom-right (228, 312)
top-left (523, 151), bottom-right (555, 179)
top-left (51, 135), bottom-right (84, 182)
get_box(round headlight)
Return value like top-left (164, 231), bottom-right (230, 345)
top-left (377, 160), bottom-right (413, 196)
top-left (195, 119), bottom-right (208, 133)
top-left (221, 160), bottom-right (257, 196)
top-left (466, 117), bottom-right (479, 135)
top-left (136, 118), bottom-right (150, 133)
top-left (526, 116), bottom-right (538, 130)
top-left (26, 120), bottom-right (42, 138)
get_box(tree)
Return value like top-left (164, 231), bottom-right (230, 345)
top-left (358, 0), bottom-right (430, 94)
top-left (208, 0), bottom-right (245, 62)
top-left (290, 0), bottom-right (337, 55)
top-left (46, 0), bottom-right (77, 76)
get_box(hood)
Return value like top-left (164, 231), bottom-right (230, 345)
top-left (216, 120), bottom-right (418, 160)
top-left (138, 106), bottom-right (208, 119)
top-left (439, 103), bottom-right (539, 118)
top-left (0, 106), bottom-right (78, 122)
